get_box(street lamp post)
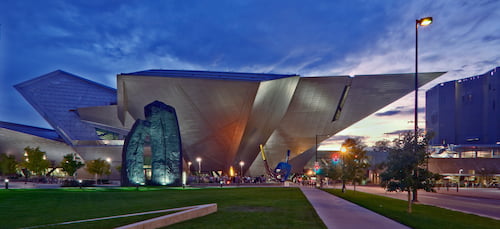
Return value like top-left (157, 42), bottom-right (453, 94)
top-left (196, 157), bottom-right (202, 174)
top-left (340, 146), bottom-right (347, 193)
top-left (315, 134), bottom-right (330, 188)
top-left (196, 157), bottom-right (202, 183)
top-left (458, 168), bottom-right (463, 192)
top-left (414, 16), bottom-right (433, 202)
top-left (414, 16), bottom-right (433, 140)
top-left (239, 161), bottom-right (245, 177)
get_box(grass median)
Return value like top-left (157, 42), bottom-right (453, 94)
top-left (0, 187), bottom-right (325, 229)
top-left (323, 188), bottom-right (500, 229)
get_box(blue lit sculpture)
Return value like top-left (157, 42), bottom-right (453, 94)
top-left (121, 101), bottom-right (182, 186)
top-left (260, 145), bottom-right (292, 182)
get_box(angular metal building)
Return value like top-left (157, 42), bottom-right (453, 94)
top-left (3, 69), bottom-right (445, 178)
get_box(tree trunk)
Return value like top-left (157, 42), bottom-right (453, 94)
top-left (353, 180), bottom-right (356, 192)
top-left (407, 190), bottom-right (412, 213)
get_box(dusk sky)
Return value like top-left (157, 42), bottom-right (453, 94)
top-left (1, 0), bottom-right (499, 149)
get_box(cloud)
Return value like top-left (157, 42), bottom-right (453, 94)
top-left (0, 0), bottom-right (498, 135)
top-left (321, 135), bottom-right (368, 145)
top-left (375, 106), bottom-right (426, 117)
top-left (383, 129), bottom-right (414, 136)
top-left (375, 110), bottom-right (401, 117)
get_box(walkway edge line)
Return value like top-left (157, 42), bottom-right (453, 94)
top-left (115, 203), bottom-right (217, 229)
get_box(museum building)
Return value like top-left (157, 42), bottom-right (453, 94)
top-left (0, 69), bottom-right (444, 183)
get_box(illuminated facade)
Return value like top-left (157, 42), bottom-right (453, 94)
top-left (1, 69), bottom-right (444, 180)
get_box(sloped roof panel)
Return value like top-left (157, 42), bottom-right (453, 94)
top-left (121, 69), bottom-right (298, 82)
top-left (0, 121), bottom-right (63, 142)
top-left (15, 70), bottom-right (117, 144)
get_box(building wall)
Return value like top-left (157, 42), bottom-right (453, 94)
top-left (427, 67), bottom-right (500, 146)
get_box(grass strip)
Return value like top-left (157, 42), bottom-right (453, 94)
top-left (0, 187), bottom-right (325, 229)
top-left (323, 189), bottom-right (500, 229)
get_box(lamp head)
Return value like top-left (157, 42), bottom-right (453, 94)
top-left (417, 17), bottom-right (433, 26)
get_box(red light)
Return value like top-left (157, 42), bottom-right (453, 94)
top-left (332, 153), bottom-right (340, 161)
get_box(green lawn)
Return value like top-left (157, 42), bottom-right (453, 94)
top-left (0, 187), bottom-right (325, 229)
top-left (323, 188), bottom-right (500, 229)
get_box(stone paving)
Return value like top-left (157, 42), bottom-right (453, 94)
top-left (300, 187), bottom-right (410, 229)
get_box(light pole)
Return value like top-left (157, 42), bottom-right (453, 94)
top-left (340, 146), bottom-right (347, 193)
top-left (458, 168), bottom-right (463, 192)
top-left (415, 16), bottom-right (433, 145)
top-left (239, 161), bottom-right (245, 177)
top-left (196, 157), bottom-right (202, 174)
top-left (196, 157), bottom-right (202, 183)
top-left (315, 134), bottom-right (330, 188)
top-left (414, 16), bottom-right (433, 202)
top-left (187, 161), bottom-right (192, 184)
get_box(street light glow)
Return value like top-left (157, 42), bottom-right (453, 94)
top-left (418, 17), bottom-right (433, 26)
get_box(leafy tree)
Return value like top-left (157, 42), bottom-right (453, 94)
top-left (85, 158), bottom-right (111, 184)
top-left (60, 153), bottom-right (84, 178)
top-left (0, 153), bottom-right (18, 176)
top-left (20, 146), bottom-right (51, 176)
top-left (323, 162), bottom-right (342, 180)
top-left (373, 139), bottom-right (391, 153)
top-left (380, 131), bottom-right (439, 213)
top-left (340, 138), bottom-right (370, 192)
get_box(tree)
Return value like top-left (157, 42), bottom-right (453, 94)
top-left (85, 158), bottom-right (111, 184)
top-left (380, 131), bottom-right (438, 213)
top-left (60, 153), bottom-right (84, 178)
top-left (0, 153), bottom-right (18, 176)
top-left (322, 159), bottom-right (342, 180)
top-left (369, 140), bottom-right (392, 183)
top-left (20, 146), bottom-right (51, 176)
top-left (340, 138), bottom-right (370, 192)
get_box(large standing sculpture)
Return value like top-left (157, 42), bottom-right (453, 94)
top-left (121, 101), bottom-right (182, 186)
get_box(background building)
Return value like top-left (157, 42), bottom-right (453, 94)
top-left (426, 67), bottom-right (500, 186)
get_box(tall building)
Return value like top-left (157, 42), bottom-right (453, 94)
top-left (426, 67), bottom-right (500, 185)
top-left (1, 69), bottom-right (444, 181)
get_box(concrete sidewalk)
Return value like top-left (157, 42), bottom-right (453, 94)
top-left (300, 187), bottom-right (409, 229)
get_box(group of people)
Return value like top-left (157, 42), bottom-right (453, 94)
top-left (187, 174), bottom-right (268, 184)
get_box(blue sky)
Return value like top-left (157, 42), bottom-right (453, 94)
top-left (1, 0), bottom-right (499, 148)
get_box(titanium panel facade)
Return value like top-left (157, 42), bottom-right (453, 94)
top-left (15, 70), bottom-right (117, 145)
top-left (117, 70), bottom-right (444, 175)
top-left (253, 72), bottom-right (445, 174)
top-left (4, 69), bottom-right (446, 179)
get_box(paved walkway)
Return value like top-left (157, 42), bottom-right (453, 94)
top-left (300, 187), bottom-right (410, 229)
